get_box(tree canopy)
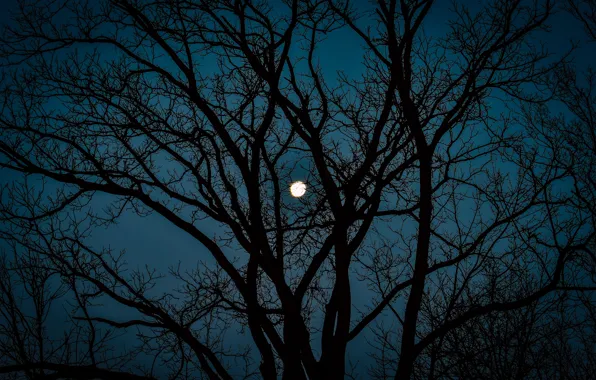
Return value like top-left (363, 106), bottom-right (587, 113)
top-left (0, 0), bottom-right (595, 379)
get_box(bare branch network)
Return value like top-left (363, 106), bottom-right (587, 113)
top-left (0, 0), bottom-right (595, 379)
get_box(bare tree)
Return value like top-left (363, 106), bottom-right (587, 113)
top-left (567, 0), bottom-right (596, 39)
top-left (0, 0), bottom-right (594, 379)
top-left (0, 238), bottom-right (158, 379)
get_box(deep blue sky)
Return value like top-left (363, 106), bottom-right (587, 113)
top-left (1, 0), bottom-right (594, 378)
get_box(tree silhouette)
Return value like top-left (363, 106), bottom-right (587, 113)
top-left (0, 0), bottom-right (595, 379)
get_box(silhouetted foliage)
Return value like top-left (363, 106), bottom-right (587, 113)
top-left (0, 0), bottom-right (595, 379)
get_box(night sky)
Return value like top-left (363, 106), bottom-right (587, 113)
top-left (1, 0), bottom-right (595, 378)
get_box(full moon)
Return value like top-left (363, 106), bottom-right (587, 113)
top-left (290, 181), bottom-right (307, 197)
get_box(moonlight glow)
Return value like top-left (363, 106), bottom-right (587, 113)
top-left (290, 181), bottom-right (307, 197)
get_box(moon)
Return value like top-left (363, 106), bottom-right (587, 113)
top-left (290, 181), bottom-right (307, 198)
